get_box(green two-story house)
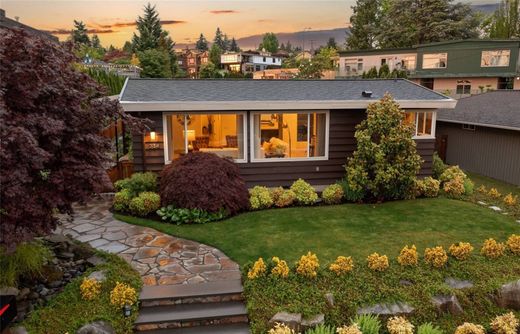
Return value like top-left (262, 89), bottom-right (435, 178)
top-left (338, 39), bottom-right (520, 96)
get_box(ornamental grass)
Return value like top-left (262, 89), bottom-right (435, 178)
top-left (424, 246), bottom-right (448, 268)
top-left (481, 238), bottom-right (506, 259)
top-left (397, 245), bottom-right (418, 266)
top-left (449, 242), bottom-right (474, 261)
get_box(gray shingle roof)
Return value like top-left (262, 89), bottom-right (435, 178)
top-left (437, 90), bottom-right (520, 130)
top-left (120, 78), bottom-right (450, 102)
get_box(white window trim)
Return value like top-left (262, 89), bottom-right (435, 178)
top-left (249, 110), bottom-right (330, 163)
top-left (162, 111), bottom-right (248, 164)
top-left (422, 53), bottom-right (448, 69)
top-left (411, 111), bottom-right (436, 140)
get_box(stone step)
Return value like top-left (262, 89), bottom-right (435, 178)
top-left (139, 280), bottom-right (244, 307)
top-left (137, 323), bottom-right (251, 334)
top-left (135, 301), bottom-right (248, 327)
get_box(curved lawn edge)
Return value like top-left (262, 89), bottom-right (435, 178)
top-left (115, 198), bottom-right (519, 266)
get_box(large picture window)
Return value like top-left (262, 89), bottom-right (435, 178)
top-left (404, 111), bottom-right (435, 138)
top-left (165, 113), bottom-right (246, 162)
top-left (422, 53), bottom-right (447, 69)
top-left (481, 50), bottom-right (510, 67)
top-left (251, 111), bottom-right (328, 161)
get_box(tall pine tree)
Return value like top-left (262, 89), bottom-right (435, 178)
top-left (214, 27), bottom-right (227, 50)
top-left (346, 0), bottom-right (381, 50)
top-left (195, 33), bottom-right (209, 51)
top-left (91, 34), bottom-right (101, 49)
top-left (485, 0), bottom-right (520, 38)
top-left (71, 20), bottom-right (90, 45)
top-left (229, 37), bottom-right (240, 52)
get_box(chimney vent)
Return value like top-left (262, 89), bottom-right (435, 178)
top-left (362, 90), bottom-right (373, 98)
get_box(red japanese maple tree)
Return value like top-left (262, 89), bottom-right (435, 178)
top-left (0, 28), bottom-right (139, 250)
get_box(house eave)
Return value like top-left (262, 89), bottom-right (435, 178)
top-left (437, 118), bottom-right (520, 131)
top-left (119, 99), bottom-right (457, 112)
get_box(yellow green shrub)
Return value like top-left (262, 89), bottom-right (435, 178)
top-left (439, 165), bottom-right (467, 184)
top-left (113, 189), bottom-right (133, 212)
top-left (506, 234), bottom-right (520, 255)
top-left (454, 323), bottom-right (485, 334)
top-left (322, 184), bottom-right (344, 204)
top-left (449, 242), bottom-right (474, 261)
top-left (296, 251), bottom-right (320, 278)
top-left (290, 179), bottom-right (318, 205)
top-left (329, 256), bottom-right (354, 275)
top-left (387, 316), bottom-right (414, 334)
top-left (248, 257), bottom-right (267, 279)
top-left (80, 278), bottom-right (101, 301)
top-left (268, 323), bottom-right (295, 334)
top-left (477, 185), bottom-right (487, 194)
top-left (490, 312), bottom-right (519, 334)
top-left (488, 188), bottom-right (501, 199)
top-left (337, 324), bottom-right (362, 334)
top-left (503, 193), bottom-right (518, 206)
top-left (443, 176), bottom-right (465, 199)
top-left (481, 238), bottom-right (506, 259)
top-left (128, 191), bottom-right (161, 217)
top-left (397, 245), bottom-right (418, 266)
top-left (271, 257), bottom-right (290, 278)
top-left (271, 187), bottom-right (297, 208)
top-left (109, 281), bottom-right (137, 308)
top-left (367, 253), bottom-right (389, 272)
top-left (424, 246), bottom-right (448, 268)
top-left (416, 177), bottom-right (440, 198)
top-left (249, 186), bottom-right (274, 210)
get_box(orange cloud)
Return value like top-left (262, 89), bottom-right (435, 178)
top-left (46, 28), bottom-right (114, 35)
top-left (209, 10), bottom-right (238, 14)
top-left (91, 20), bottom-right (186, 29)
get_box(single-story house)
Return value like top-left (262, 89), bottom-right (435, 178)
top-left (119, 78), bottom-right (456, 187)
top-left (436, 90), bottom-right (520, 185)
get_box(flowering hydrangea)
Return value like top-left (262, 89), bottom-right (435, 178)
top-left (296, 251), bottom-right (320, 278)
top-left (387, 316), bottom-right (414, 334)
top-left (329, 256), bottom-right (354, 275)
top-left (424, 246), bottom-right (448, 268)
top-left (248, 257), bottom-right (267, 279)
top-left (449, 242), bottom-right (474, 261)
top-left (506, 234), bottom-right (520, 255)
top-left (481, 238), bottom-right (505, 259)
top-left (271, 257), bottom-right (290, 278)
top-left (454, 323), bottom-right (485, 334)
top-left (80, 277), bottom-right (101, 301)
top-left (397, 245), bottom-right (418, 266)
top-left (367, 253), bottom-right (389, 272)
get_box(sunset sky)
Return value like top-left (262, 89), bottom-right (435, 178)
top-left (3, 0), bottom-right (490, 48)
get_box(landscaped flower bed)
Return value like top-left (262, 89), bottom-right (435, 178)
top-left (243, 235), bottom-right (520, 333)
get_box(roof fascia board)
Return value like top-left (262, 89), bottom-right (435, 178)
top-left (437, 118), bottom-right (520, 131)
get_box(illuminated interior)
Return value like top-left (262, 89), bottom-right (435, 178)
top-left (404, 111), bottom-right (434, 137)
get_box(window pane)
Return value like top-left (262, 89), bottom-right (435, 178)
top-left (416, 112), bottom-right (433, 136)
top-left (253, 112), bottom-right (326, 160)
top-left (170, 114), bottom-right (187, 160)
top-left (423, 53), bottom-right (447, 69)
top-left (481, 50), bottom-right (510, 67)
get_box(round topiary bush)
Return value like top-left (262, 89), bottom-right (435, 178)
top-left (290, 179), bottom-right (318, 205)
top-left (322, 184), bottom-right (344, 204)
top-left (159, 152), bottom-right (249, 215)
top-left (128, 192), bottom-right (161, 217)
top-left (249, 186), bottom-right (273, 210)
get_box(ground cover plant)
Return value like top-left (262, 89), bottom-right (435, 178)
top-left (21, 251), bottom-right (141, 334)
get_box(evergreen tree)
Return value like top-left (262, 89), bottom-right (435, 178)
top-left (209, 44), bottom-right (222, 66)
top-left (199, 61), bottom-right (219, 78)
top-left (259, 32), bottom-right (279, 53)
top-left (223, 34), bottom-right (230, 51)
top-left (213, 27), bottom-right (226, 50)
top-left (229, 37), bottom-right (240, 52)
top-left (346, 0), bottom-right (381, 50)
top-left (327, 37), bottom-right (337, 49)
top-left (195, 33), bottom-right (209, 51)
top-left (71, 20), bottom-right (90, 45)
top-left (286, 40), bottom-right (293, 52)
top-left (138, 49), bottom-right (172, 78)
top-left (91, 34), bottom-right (102, 49)
top-left (484, 0), bottom-right (520, 38)
top-left (280, 43), bottom-right (286, 51)
top-left (378, 63), bottom-right (390, 78)
top-left (122, 41), bottom-right (133, 53)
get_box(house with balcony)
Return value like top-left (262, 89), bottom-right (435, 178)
top-left (221, 50), bottom-right (284, 74)
top-left (338, 39), bottom-right (520, 96)
top-left (177, 49), bottom-right (209, 78)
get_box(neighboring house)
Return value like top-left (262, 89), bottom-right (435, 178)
top-left (119, 78), bottom-right (456, 187)
top-left (81, 60), bottom-right (141, 78)
top-left (252, 68), bottom-right (336, 80)
top-left (0, 8), bottom-right (59, 42)
top-left (176, 49), bottom-right (209, 78)
top-left (221, 50), bottom-right (283, 74)
top-left (436, 90), bottom-right (520, 185)
top-left (338, 40), bottom-right (520, 96)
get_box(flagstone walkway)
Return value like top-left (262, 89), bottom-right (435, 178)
top-left (55, 196), bottom-right (240, 286)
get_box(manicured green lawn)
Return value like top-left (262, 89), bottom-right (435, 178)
top-left (116, 198), bottom-right (519, 265)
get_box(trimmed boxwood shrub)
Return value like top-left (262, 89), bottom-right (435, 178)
top-left (128, 192), bottom-right (161, 217)
top-left (113, 189), bottom-right (133, 212)
top-left (270, 187), bottom-right (296, 208)
top-left (249, 186), bottom-right (273, 210)
top-left (159, 152), bottom-right (249, 215)
top-left (290, 179), bottom-right (318, 205)
top-left (115, 172), bottom-right (157, 197)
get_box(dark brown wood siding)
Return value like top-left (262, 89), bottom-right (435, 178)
top-left (131, 110), bottom-right (434, 186)
top-left (132, 111), bottom-right (165, 173)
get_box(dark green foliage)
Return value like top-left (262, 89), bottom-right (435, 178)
top-left (259, 32), bottom-right (279, 53)
top-left (346, 0), bottom-right (380, 50)
top-left (90, 34), bottom-right (102, 49)
top-left (378, 63), bottom-right (390, 78)
top-left (114, 172), bottom-right (157, 197)
top-left (483, 0), bottom-right (520, 38)
top-left (22, 251), bottom-right (141, 333)
top-left (0, 241), bottom-right (51, 287)
top-left (84, 68), bottom-right (126, 95)
top-left (337, 178), bottom-right (365, 202)
top-left (305, 324), bottom-right (336, 334)
top-left (229, 37), bottom-right (240, 52)
top-left (365, 66), bottom-right (378, 78)
top-left (213, 27), bottom-right (227, 50)
top-left (326, 37), bottom-right (337, 49)
top-left (132, 3), bottom-right (164, 51)
top-left (71, 20), bottom-right (90, 45)
top-left (297, 59), bottom-right (324, 79)
top-left (195, 33), bottom-right (209, 51)
top-left (432, 152), bottom-right (448, 179)
top-left (199, 61), bottom-right (220, 78)
top-left (128, 191), bottom-right (161, 217)
top-left (138, 49), bottom-right (172, 78)
top-left (113, 189), bottom-right (133, 212)
top-left (417, 323), bottom-right (444, 334)
top-left (209, 44), bottom-right (222, 66)
top-left (157, 205), bottom-right (228, 225)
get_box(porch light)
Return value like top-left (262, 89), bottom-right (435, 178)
top-left (150, 131), bottom-right (156, 141)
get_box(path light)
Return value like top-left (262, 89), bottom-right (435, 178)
top-left (124, 304), bottom-right (131, 317)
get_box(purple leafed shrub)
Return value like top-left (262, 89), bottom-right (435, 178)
top-left (0, 28), bottom-right (142, 251)
top-left (159, 152), bottom-right (249, 215)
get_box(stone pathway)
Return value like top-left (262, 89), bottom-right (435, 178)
top-left (55, 196), bottom-right (240, 286)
